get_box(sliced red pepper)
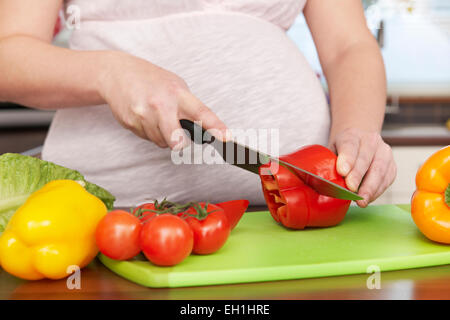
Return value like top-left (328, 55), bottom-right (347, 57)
top-left (215, 199), bottom-right (250, 230)
top-left (259, 145), bottom-right (351, 229)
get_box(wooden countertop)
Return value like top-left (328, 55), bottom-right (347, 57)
top-left (1, 205), bottom-right (449, 300)
top-left (1, 260), bottom-right (450, 300)
top-left (0, 127), bottom-right (449, 300)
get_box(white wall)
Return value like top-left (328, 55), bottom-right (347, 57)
top-left (373, 146), bottom-right (446, 205)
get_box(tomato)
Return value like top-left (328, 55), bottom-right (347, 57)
top-left (133, 203), bottom-right (157, 223)
top-left (181, 203), bottom-right (231, 255)
top-left (140, 214), bottom-right (193, 266)
top-left (96, 210), bottom-right (142, 260)
top-left (134, 199), bottom-right (238, 259)
top-left (259, 145), bottom-right (351, 229)
top-left (133, 199), bottom-right (184, 223)
top-left (215, 200), bottom-right (249, 230)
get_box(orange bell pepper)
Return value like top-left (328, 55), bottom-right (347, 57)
top-left (411, 146), bottom-right (450, 244)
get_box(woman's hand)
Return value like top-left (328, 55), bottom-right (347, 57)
top-left (98, 52), bottom-right (228, 150)
top-left (329, 129), bottom-right (397, 208)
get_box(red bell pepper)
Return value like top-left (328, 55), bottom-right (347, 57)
top-left (215, 199), bottom-right (250, 230)
top-left (259, 145), bottom-right (351, 229)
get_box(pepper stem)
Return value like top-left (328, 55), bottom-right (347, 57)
top-left (445, 183), bottom-right (450, 208)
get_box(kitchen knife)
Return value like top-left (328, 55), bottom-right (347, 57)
top-left (179, 119), bottom-right (363, 201)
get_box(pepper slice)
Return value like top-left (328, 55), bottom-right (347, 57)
top-left (411, 146), bottom-right (450, 244)
top-left (259, 145), bottom-right (351, 229)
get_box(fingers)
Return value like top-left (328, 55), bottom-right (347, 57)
top-left (335, 132), bottom-right (360, 176)
top-left (126, 103), bottom-right (167, 148)
top-left (114, 106), bottom-right (149, 141)
top-left (345, 133), bottom-right (379, 192)
top-left (126, 87), bottom-right (227, 149)
top-left (179, 90), bottom-right (230, 141)
top-left (372, 161), bottom-right (397, 200)
top-left (142, 121), bottom-right (168, 148)
top-left (131, 96), bottom-right (185, 149)
top-left (355, 143), bottom-right (396, 208)
top-left (153, 90), bottom-right (227, 149)
top-left (123, 119), bottom-right (147, 141)
top-left (156, 110), bottom-right (188, 150)
top-left (334, 129), bottom-right (397, 208)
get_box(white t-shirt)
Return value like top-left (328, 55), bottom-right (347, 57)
top-left (43, 0), bottom-right (330, 206)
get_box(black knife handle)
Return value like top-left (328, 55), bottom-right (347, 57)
top-left (179, 119), bottom-right (216, 144)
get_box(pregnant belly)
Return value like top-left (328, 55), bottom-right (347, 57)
top-left (44, 12), bottom-right (330, 206)
top-left (69, 12), bottom-right (329, 131)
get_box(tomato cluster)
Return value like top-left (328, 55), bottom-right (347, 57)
top-left (95, 199), bottom-right (249, 266)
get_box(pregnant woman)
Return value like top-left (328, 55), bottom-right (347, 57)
top-left (0, 0), bottom-right (396, 207)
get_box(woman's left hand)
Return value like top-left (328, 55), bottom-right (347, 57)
top-left (329, 128), bottom-right (397, 208)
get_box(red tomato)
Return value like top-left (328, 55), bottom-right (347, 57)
top-left (140, 214), bottom-right (193, 266)
top-left (96, 210), bottom-right (142, 260)
top-left (215, 200), bottom-right (249, 230)
top-left (183, 203), bottom-right (231, 255)
top-left (133, 203), bottom-right (157, 223)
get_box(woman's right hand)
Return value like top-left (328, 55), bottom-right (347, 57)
top-left (98, 51), bottom-right (228, 150)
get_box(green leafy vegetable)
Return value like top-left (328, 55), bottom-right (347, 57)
top-left (0, 153), bottom-right (115, 233)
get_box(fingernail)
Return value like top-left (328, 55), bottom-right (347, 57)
top-left (346, 177), bottom-right (358, 192)
top-left (337, 156), bottom-right (350, 175)
top-left (360, 194), bottom-right (370, 207)
top-left (340, 162), bottom-right (350, 175)
top-left (358, 200), bottom-right (368, 208)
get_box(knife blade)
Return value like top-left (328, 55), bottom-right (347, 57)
top-left (179, 119), bottom-right (363, 201)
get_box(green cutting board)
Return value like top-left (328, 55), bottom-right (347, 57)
top-left (99, 205), bottom-right (450, 288)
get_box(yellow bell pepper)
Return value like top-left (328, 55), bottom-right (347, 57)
top-left (411, 146), bottom-right (450, 244)
top-left (0, 180), bottom-right (107, 280)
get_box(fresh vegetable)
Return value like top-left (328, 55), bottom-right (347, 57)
top-left (259, 145), bottom-right (351, 229)
top-left (135, 200), bottom-right (233, 255)
top-left (411, 146), bottom-right (450, 244)
top-left (96, 210), bottom-right (142, 260)
top-left (140, 214), bottom-right (193, 266)
top-left (132, 199), bottom-right (175, 224)
top-left (133, 203), bottom-right (157, 223)
top-left (0, 153), bottom-right (115, 234)
top-left (107, 199), bottom-right (245, 266)
top-left (135, 199), bottom-right (249, 230)
top-left (181, 202), bottom-right (231, 255)
top-left (0, 180), bottom-right (107, 280)
top-left (215, 200), bottom-right (249, 230)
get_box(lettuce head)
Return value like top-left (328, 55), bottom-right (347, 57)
top-left (0, 153), bottom-right (115, 234)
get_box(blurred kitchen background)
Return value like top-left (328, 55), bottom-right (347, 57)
top-left (0, 0), bottom-right (449, 205)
